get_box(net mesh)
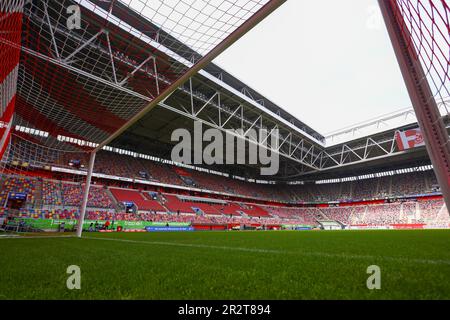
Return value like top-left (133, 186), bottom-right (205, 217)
top-left (392, 0), bottom-right (450, 107)
top-left (0, 0), bottom-right (276, 233)
top-left (0, 0), bottom-right (23, 160)
top-left (6, 0), bottom-right (271, 151)
top-left (0, 134), bottom-right (109, 231)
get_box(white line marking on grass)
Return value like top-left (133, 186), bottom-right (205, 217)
top-left (81, 236), bottom-right (450, 266)
top-left (82, 236), bottom-right (282, 254)
top-left (0, 235), bottom-right (76, 240)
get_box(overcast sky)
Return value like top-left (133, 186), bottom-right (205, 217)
top-left (213, 0), bottom-right (412, 135)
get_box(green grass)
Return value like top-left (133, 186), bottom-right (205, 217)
top-left (0, 230), bottom-right (450, 299)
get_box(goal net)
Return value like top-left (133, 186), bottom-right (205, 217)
top-left (0, 0), bottom-right (282, 235)
top-left (390, 0), bottom-right (449, 113)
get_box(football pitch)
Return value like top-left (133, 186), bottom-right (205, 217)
top-left (0, 230), bottom-right (449, 300)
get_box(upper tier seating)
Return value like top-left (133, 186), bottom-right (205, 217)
top-left (139, 160), bottom-right (185, 186)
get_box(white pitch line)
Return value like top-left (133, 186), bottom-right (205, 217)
top-left (82, 236), bottom-right (283, 254)
top-left (81, 236), bottom-right (450, 266)
top-left (0, 235), bottom-right (76, 240)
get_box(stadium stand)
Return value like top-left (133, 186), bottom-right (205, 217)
top-left (318, 206), bottom-right (354, 225)
top-left (351, 179), bottom-right (379, 201)
top-left (110, 188), bottom-right (166, 212)
top-left (1, 161), bottom-right (449, 229)
top-left (216, 203), bottom-right (243, 216)
top-left (417, 199), bottom-right (447, 225)
top-left (162, 194), bottom-right (200, 214)
top-left (238, 203), bottom-right (270, 217)
top-left (391, 172), bottom-right (427, 197)
top-left (62, 183), bottom-right (114, 209)
top-left (42, 180), bottom-right (62, 206)
top-left (0, 175), bottom-right (36, 207)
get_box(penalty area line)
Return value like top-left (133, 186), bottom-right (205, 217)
top-left (82, 236), bottom-right (282, 254)
top-left (81, 236), bottom-right (450, 266)
top-left (0, 235), bottom-right (77, 240)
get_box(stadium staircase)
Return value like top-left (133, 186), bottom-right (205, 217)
top-left (415, 202), bottom-right (421, 222)
top-left (105, 188), bottom-right (122, 213)
top-left (193, 207), bottom-right (206, 216)
top-left (315, 209), bottom-right (329, 221)
top-left (110, 188), bottom-right (167, 213)
top-left (436, 204), bottom-right (449, 224)
top-left (219, 203), bottom-right (242, 216)
top-left (237, 210), bottom-right (250, 219)
top-left (163, 194), bottom-right (196, 214)
top-left (55, 181), bottom-right (63, 207)
top-left (33, 180), bottom-right (43, 209)
top-left (399, 203), bottom-right (405, 221)
top-left (351, 207), bottom-right (368, 225)
top-left (159, 201), bottom-right (171, 214)
top-left (362, 206), bottom-right (368, 222)
top-left (0, 176), bottom-right (5, 195)
top-left (158, 194), bottom-right (170, 212)
top-left (237, 203), bottom-right (270, 218)
top-left (151, 194), bottom-right (172, 213)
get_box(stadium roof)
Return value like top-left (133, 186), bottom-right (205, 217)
top-left (5, 0), bottom-right (450, 182)
top-left (12, 0), bottom-right (285, 149)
